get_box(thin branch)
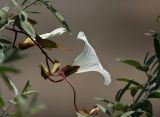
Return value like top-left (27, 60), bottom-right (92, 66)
top-left (59, 70), bottom-right (79, 112)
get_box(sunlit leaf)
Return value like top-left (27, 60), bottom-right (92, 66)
top-left (51, 60), bottom-right (60, 74)
top-left (39, 63), bottom-right (49, 79)
top-left (16, 11), bottom-right (36, 37)
top-left (19, 38), bottom-right (35, 50)
top-left (120, 111), bottom-right (135, 117)
top-left (96, 104), bottom-right (111, 116)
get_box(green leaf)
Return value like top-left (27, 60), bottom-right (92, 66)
top-left (96, 104), bottom-right (111, 116)
top-left (120, 111), bottom-right (135, 117)
top-left (41, 1), bottom-right (70, 32)
top-left (0, 97), bottom-right (5, 107)
top-left (116, 58), bottom-right (149, 72)
top-left (21, 81), bottom-right (37, 98)
top-left (145, 55), bottom-right (156, 66)
top-left (132, 100), bottom-right (153, 116)
top-left (144, 51), bottom-right (149, 64)
top-left (147, 90), bottom-right (160, 98)
top-left (130, 87), bottom-right (139, 98)
top-left (3, 48), bottom-right (25, 63)
top-left (157, 15), bottom-right (160, 23)
top-left (0, 66), bottom-right (20, 73)
top-left (0, 73), bottom-right (18, 96)
top-left (22, 81), bottom-right (31, 94)
top-left (113, 103), bottom-right (129, 112)
top-left (0, 46), bottom-right (5, 62)
top-left (16, 11), bottom-right (36, 37)
top-left (115, 82), bottom-right (132, 102)
top-left (154, 38), bottom-right (160, 59)
top-left (0, 8), bottom-right (9, 29)
top-left (117, 78), bottom-right (142, 86)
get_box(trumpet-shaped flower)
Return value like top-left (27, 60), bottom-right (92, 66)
top-left (73, 32), bottom-right (111, 85)
top-left (40, 27), bottom-right (67, 39)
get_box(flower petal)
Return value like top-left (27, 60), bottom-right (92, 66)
top-left (73, 31), bottom-right (111, 85)
top-left (40, 27), bottom-right (67, 39)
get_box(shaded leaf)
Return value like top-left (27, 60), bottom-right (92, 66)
top-left (154, 38), bottom-right (160, 59)
top-left (144, 51), bottom-right (149, 65)
top-left (130, 87), bottom-right (139, 98)
top-left (36, 38), bottom-right (69, 51)
top-left (132, 100), bottom-right (153, 116)
top-left (0, 97), bottom-right (5, 107)
top-left (145, 55), bottom-right (156, 66)
top-left (0, 66), bottom-right (20, 73)
top-left (3, 48), bottom-right (25, 63)
top-left (61, 65), bottom-right (80, 77)
top-left (116, 58), bottom-right (149, 72)
top-left (147, 90), bottom-right (160, 98)
top-left (115, 82), bottom-right (132, 102)
top-left (0, 39), bottom-right (12, 44)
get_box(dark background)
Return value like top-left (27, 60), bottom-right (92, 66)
top-left (1, 0), bottom-right (160, 116)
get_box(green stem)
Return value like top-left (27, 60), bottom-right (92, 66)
top-left (21, 0), bottom-right (39, 11)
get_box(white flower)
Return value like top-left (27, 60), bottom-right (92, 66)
top-left (73, 31), bottom-right (111, 85)
top-left (40, 27), bottom-right (67, 39)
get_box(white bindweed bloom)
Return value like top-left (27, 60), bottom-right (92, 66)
top-left (73, 32), bottom-right (111, 85)
top-left (40, 27), bottom-right (67, 39)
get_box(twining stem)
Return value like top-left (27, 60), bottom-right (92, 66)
top-left (59, 70), bottom-right (79, 112)
top-left (5, 26), bottom-right (79, 112)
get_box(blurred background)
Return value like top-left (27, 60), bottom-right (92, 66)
top-left (1, 0), bottom-right (160, 116)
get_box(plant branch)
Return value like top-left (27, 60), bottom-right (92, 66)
top-left (59, 70), bottom-right (79, 112)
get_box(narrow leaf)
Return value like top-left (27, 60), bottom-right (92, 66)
top-left (116, 58), bottom-right (149, 72)
top-left (0, 97), bottom-right (5, 107)
top-left (154, 39), bottom-right (160, 59)
top-left (115, 82), bottom-right (132, 102)
top-left (147, 90), bottom-right (160, 98)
